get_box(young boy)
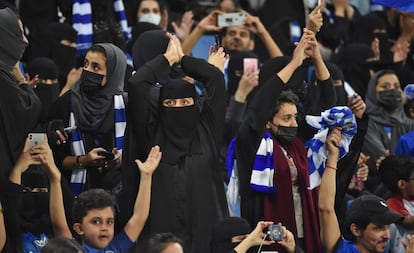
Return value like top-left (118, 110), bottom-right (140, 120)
top-left (55, 145), bottom-right (162, 252)
top-left (378, 155), bottom-right (414, 253)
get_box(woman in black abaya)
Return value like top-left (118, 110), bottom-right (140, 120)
top-left (0, 8), bottom-right (41, 184)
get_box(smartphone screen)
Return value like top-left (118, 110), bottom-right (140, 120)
top-left (243, 58), bottom-right (258, 73)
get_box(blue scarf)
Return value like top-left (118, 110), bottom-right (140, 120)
top-left (72, 0), bottom-right (131, 56)
top-left (69, 94), bottom-right (126, 196)
top-left (225, 131), bottom-right (275, 206)
top-left (305, 106), bottom-right (357, 189)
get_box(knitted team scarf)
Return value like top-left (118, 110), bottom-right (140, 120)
top-left (69, 94), bottom-right (126, 196)
top-left (305, 106), bottom-right (357, 189)
top-left (225, 131), bottom-right (275, 207)
top-left (72, 0), bottom-right (131, 56)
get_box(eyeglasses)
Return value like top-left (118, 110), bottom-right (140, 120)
top-left (405, 178), bottom-right (414, 182)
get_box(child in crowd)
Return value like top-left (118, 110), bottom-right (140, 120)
top-left (55, 145), bottom-right (161, 252)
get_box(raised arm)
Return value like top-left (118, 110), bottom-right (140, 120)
top-left (123, 145), bottom-right (161, 242)
top-left (181, 10), bottom-right (222, 56)
top-left (243, 11), bottom-right (283, 58)
top-left (30, 135), bottom-right (72, 238)
top-left (318, 127), bottom-right (342, 253)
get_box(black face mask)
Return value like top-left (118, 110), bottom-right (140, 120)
top-left (273, 125), bottom-right (298, 144)
top-left (378, 89), bottom-right (402, 111)
top-left (80, 70), bottom-right (104, 96)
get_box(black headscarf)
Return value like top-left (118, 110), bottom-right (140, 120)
top-left (334, 43), bottom-right (375, 97)
top-left (0, 7), bottom-right (27, 72)
top-left (259, 56), bottom-right (308, 103)
top-left (132, 29), bottom-right (169, 70)
top-left (71, 43), bottom-right (126, 132)
top-left (45, 22), bottom-right (78, 83)
top-left (325, 61), bottom-right (347, 105)
top-left (365, 70), bottom-right (406, 126)
top-left (211, 217), bottom-right (252, 253)
top-left (158, 79), bottom-right (200, 163)
top-left (26, 57), bottom-right (60, 123)
top-left (350, 13), bottom-right (387, 45)
top-left (227, 50), bottom-right (258, 98)
top-left (127, 21), bottom-right (161, 54)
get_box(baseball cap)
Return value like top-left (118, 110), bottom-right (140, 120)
top-left (346, 195), bottom-right (403, 226)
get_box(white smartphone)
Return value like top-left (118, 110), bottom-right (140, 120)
top-left (28, 133), bottom-right (45, 149)
top-left (243, 58), bottom-right (258, 73)
top-left (218, 12), bottom-right (245, 27)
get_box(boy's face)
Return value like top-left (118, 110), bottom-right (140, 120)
top-left (354, 223), bottom-right (390, 253)
top-left (74, 207), bottom-right (115, 249)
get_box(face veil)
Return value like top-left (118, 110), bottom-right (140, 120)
top-left (158, 79), bottom-right (200, 163)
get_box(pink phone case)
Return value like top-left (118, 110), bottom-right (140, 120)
top-left (243, 58), bottom-right (258, 73)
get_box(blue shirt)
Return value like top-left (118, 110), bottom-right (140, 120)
top-left (83, 230), bottom-right (133, 253)
top-left (334, 237), bottom-right (360, 253)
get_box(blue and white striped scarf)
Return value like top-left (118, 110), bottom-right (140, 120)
top-left (69, 94), bottom-right (126, 196)
top-left (305, 106), bottom-right (357, 189)
top-left (225, 131), bottom-right (275, 206)
top-left (72, 0), bottom-right (131, 56)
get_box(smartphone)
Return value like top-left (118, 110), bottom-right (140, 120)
top-left (98, 150), bottom-right (115, 160)
top-left (215, 34), bottom-right (221, 48)
top-left (268, 224), bottom-right (284, 241)
top-left (243, 58), bottom-right (258, 73)
top-left (28, 133), bottom-right (45, 149)
top-left (218, 12), bottom-right (245, 27)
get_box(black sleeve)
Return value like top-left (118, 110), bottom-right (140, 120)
top-left (335, 113), bottom-right (369, 219)
top-left (127, 54), bottom-right (171, 157)
top-left (181, 56), bottom-right (226, 148)
top-left (0, 181), bottom-right (23, 253)
top-left (318, 78), bottom-right (337, 111)
top-left (224, 97), bottom-right (247, 144)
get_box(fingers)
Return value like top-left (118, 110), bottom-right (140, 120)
top-left (23, 137), bottom-right (30, 152)
top-left (148, 145), bottom-right (162, 163)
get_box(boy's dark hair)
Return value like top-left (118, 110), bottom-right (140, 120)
top-left (378, 155), bottom-right (414, 193)
top-left (41, 236), bottom-right (84, 253)
top-left (271, 90), bottom-right (299, 118)
top-left (341, 216), bottom-right (371, 242)
top-left (146, 232), bottom-right (183, 253)
top-left (72, 189), bottom-right (116, 223)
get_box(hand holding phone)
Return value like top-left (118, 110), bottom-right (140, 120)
top-left (243, 58), bottom-right (258, 74)
top-left (218, 12), bottom-right (245, 27)
top-left (98, 150), bottom-right (115, 160)
top-left (28, 133), bottom-right (46, 149)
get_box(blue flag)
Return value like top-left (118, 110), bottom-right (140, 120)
top-left (372, 0), bottom-right (414, 12)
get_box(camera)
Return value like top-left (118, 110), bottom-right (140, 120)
top-left (267, 224), bottom-right (284, 241)
top-left (218, 12), bottom-right (245, 27)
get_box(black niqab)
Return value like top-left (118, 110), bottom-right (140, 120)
top-left (0, 8), bottom-right (27, 72)
top-left (158, 79), bottom-right (200, 163)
